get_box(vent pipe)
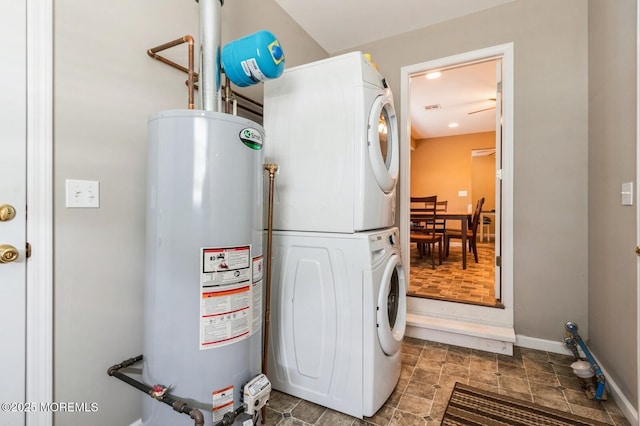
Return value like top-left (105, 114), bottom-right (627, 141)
top-left (199, 0), bottom-right (223, 111)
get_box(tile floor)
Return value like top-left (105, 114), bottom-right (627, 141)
top-left (263, 338), bottom-right (631, 426)
top-left (409, 240), bottom-right (498, 307)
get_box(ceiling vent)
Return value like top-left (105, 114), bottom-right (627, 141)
top-left (424, 104), bottom-right (441, 111)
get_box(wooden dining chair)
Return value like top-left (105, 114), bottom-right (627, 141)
top-left (434, 200), bottom-right (448, 235)
top-left (410, 195), bottom-right (443, 269)
top-left (445, 197), bottom-right (485, 263)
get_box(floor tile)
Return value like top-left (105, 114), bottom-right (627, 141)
top-left (261, 337), bottom-right (629, 425)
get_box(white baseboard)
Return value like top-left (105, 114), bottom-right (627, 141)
top-left (598, 365), bottom-right (639, 426)
top-left (515, 334), bottom-right (575, 355)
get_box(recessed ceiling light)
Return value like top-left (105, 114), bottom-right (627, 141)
top-left (425, 71), bottom-right (441, 79)
top-left (448, 122), bottom-right (459, 128)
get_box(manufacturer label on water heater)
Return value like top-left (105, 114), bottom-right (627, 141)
top-left (199, 246), bottom-right (253, 349)
top-left (239, 128), bottom-right (263, 150)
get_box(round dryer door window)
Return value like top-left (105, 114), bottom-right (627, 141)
top-left (368, 93), bottom-right (399, 194)
top-left (376, 254), bottom-right (406, 356)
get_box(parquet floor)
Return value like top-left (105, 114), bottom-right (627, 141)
top-left (408, 239), bottom-right (499, 307)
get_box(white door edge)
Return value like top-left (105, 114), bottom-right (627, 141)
top-left (494, 60), bottom-right (503, 300)
top-left (25, 0), bottom-right (54, 424)
top-left (399, 42), bottom-right (514, 332)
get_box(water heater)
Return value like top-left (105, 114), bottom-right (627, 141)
top-left (142, 109), bottom-right (265, 425)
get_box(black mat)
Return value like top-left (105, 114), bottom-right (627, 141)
top-left (442, 382), bottom-right (609, 425)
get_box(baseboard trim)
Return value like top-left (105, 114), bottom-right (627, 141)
top-left (129, 419), bottom-right (142, 426)
top-left (515, 334), bottom-right (574, 355)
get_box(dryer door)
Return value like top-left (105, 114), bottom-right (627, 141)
top-left (376, 253), bottom-right (406, 356)
top-left (367, 92), bottom-right (399, 194)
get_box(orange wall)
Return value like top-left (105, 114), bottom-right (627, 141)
top-left (410, 131), bottom-right (495, 213)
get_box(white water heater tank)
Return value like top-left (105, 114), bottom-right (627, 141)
top-left (142, 110), bottom-right (265, 425)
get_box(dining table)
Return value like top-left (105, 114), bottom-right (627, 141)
top-left (411, 211), bottom-right (473, 269)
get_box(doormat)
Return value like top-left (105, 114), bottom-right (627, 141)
top-left (442, 382), bottom-right (609, 425)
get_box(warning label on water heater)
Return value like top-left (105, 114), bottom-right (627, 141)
top-left (212, 385), bottom-right (234, 422)
top-left (200, 246), bottom-right (253, 349)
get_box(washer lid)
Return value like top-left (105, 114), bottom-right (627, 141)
top-left (376, 254), bottom-right (406, 356)
top-left (368, 92), bottom-right (399, 194)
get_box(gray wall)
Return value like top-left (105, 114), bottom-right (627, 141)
top-left (352, 0), bottom-right (639, 410)
top-left (347, 1), bottom-right (590, 343)
top-left (588, 0), bottom-right (638, 408)
top-left (53, 1), bottom-right (326, 424)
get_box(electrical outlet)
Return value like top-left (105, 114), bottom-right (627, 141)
top-left (66, 179), bottom-right (100, 208)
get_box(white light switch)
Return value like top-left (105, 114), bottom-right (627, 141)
top-left (66, 179), bottom-right (100, 208)
top-left (621, 182), bottom-right (633, 206)
top-left (458, 190), bottom-right (468, 197)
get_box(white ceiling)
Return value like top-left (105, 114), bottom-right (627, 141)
top-left (409, 60), bottom-right (499, 139)
top-left (274, 0), bottom-right (514, 54)
top-left (275, 0), bottom-right (511, 139)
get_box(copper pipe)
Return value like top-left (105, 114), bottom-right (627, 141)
top-left (261, 163), bottom-right (278, 424)
top-left (224, 75), bottom-right (232, 114)
top-left (147, 34), bottom-right (263, 114)
top-left (147, 35), bottom-right (196, 109)
top-left (188, 81), bottom-right (263, 117)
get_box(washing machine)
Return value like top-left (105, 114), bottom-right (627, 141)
top-left (263, 51), bottom-right (399, 233)
top-left (267, 227), bottom-right (406, 418)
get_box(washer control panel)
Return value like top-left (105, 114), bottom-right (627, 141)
top-left (368, 228), bottom-right (399, 263)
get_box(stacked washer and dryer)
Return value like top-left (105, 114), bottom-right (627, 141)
top-left (263, 52), bottom-right (407, 419)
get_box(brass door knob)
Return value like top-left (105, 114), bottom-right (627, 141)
top-left (0, 244), bottom-right (19, 263)
top-left (0, 204), bottom-right (16, 222)
top-left (636, 246), bottom-right (640, 256)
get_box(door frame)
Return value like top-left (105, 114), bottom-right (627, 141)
top-left (636, 0), bottom-right (640, 418)
top-left (399, 43), bottom-right (514, 337)
top-left (25, 0), bottom-right (53, 423)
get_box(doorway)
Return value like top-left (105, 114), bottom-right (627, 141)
top-left (399, 43), bottom-right (514, 348)
top-left (408, 58), bottom-right (500, 307)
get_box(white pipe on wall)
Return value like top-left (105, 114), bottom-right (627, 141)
top-left (199, 0), bottom-right (221, 112)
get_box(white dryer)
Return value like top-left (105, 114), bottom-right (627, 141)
top-left (267, 227), bottom-right (406, 418)
top-left (264, 51), bottom-right (399, 233)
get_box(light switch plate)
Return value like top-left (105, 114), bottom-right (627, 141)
top-left (621, 182), bottom-right (633, 206)
top-left (458, 190), bottom-right (468, 197)
top-left (66, 179), bottom-right (100, 208)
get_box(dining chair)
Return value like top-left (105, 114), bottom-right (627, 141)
top-left (445, 197), bottom-right (485, 263)
top-left (434, 200), bottom-right (448, 235)
top-left (410, 196), bottom-right (433, 231)
top-left (410, 195), bottom-right (443, 269)
top-left (482, 214), bottom-right (492, 242)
